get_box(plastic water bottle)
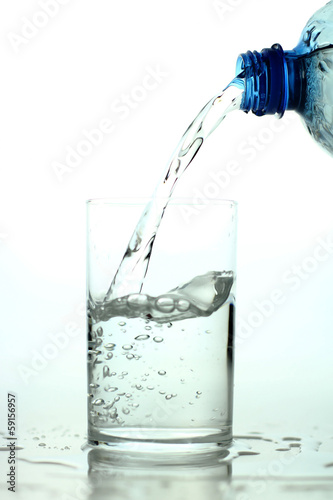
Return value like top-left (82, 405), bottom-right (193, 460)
top-left (236, 1), bottom-right (333, 155)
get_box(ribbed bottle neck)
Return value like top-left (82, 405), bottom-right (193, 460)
top-left (236, 44), bottom-right (303, 117)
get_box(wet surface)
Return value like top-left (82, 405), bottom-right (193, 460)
top-left (1, 426), bottom-right (333, 499)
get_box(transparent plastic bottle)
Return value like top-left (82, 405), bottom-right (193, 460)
top-left (236, 1), bottom-right (333, 155)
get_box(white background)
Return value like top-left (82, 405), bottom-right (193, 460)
top-left (1, 0), bottom-right (332, 438)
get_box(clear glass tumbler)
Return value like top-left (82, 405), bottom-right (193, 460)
top-left (86, 198), bottom-right (237, 455)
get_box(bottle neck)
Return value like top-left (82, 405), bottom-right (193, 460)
top-left (236, 44), bottom-right (303, 118)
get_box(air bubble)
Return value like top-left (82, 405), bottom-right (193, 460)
top-left (104, 386), bottom-right (118, 393)
top-left (167, 323), bottom-right (172, 328)
top-left (118, 321), bottom-right (126, 326)
top-left (122, 344), bottom-right (133, 350)
top-left (97, 327), bottom-right (103, 336)
top-left (153, 336), bottom-right (164, 343)
top-left (110, 408), bottom-right (118, 419)
top-left (158, 370), bottom-right (166, 376)
top-left (159, 390), bottom-right (166, 395)
top-left (122, 371), bottom-right (128, 376)
top-left (126, 354), bottom-right (134, 360)
top-left (114, 396), bottom-right (120, 402)
top-left (92, 398), bottom-right (105, 406)
top-left (127, 294), bottom-right (148, 309)
top-left (156, 297), bottom-right (175, 313)
top-left (89, 383), bottom-right (100, 389)
top-left (165, 394), bottom-right (172, 400)
top-left (105, 343), bottom-right (116, 350)
top-left (135, 384), bottom-right (143, 390)
top-left (105, 352), bottom-right (113, 360)
top-left (177, 299), bottom-right (190, 312)
top-left (38, 443), bottom-right (46, 447)
top-left (147, 386), bottom-right (154, 390)
top-left (205, 330), bottom-right (211, 334)
top-left (135, 335), bottom-right (150, 341)
top-left (122, 408), bottom-right (130, 415)
top-left (96, 338), bottom-right (102, 346)
top-left (103, 366), bottom-right (111, 378)
top-left (144, 326), bottom-right (152, 331)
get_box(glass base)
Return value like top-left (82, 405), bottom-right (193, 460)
top-left (87, 426), bottom-right (232, 464)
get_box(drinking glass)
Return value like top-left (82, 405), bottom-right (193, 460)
top-left (86, 198), bottom-right (237, 455)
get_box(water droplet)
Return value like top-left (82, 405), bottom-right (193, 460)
top-left (105, 352), bottom-right (113, 360)
top-left (156, 297), bottom-right (175, 313)
top-left (38, 443), bottom-right (46, 447)
top-left (135, 384), bottom-right (143, 391)
top-left (64, 446), bottom-right (70, 450)
top-left (132, 403), bottom-right (139, 408)
top-left (122, 408), bottom-right (130, 415)
top-left (118, 321), bottom-right (126, 327)
top-left (159, 390), bottom-right (166, 395)
top-left (97, 327), bottom-right (103, 336)
top-left (135, 334), bottom-right (150, 341)
top-left (114, 396), bottom-right (120, 402)
top-left (125, 393), bottom-right (132, 398)
top-left (167, 323), bottom-right (172, 328)
top-left (196, 391), bottom-right (202, 397)
top-left (104, 386), bottom-right (118, 392)
top-left (33, 436), bottom-right (39, 441)
top-left (122, 371), bottom-right (128, 376)
top-left (165, 394), bottom-right (172, 400)
top-left (92, 398), bottom-right (105, 406)
top-left (153, 336), bottom-right (163, 343)
top-left (180, 379), bottom-right (185, 383)
top-left (89, 383), bottom-right (100, 389)
top-left (126, 353), bottom-right (134, 360)
top-left (172, 393), bottom-right (177, 398)
top-left (144, 326), bottom-right (152, 331)
top-left (105, 343), bottom-right (116, 350)
top-left (96, 338), bottom-right (103, 346)
top-left (158, 370), bottom-right (166, 376)
top-left (122, 344), bottom-right (133, 350)
top-left (177, 299), bottom-right (190, 312)
top-left (205, 330), bottom-right (211, 334)
top-left (147, 386), bottom-right (154, 390)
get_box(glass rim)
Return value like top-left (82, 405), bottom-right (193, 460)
top-left (86, 197), bottom-right (238, 207)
